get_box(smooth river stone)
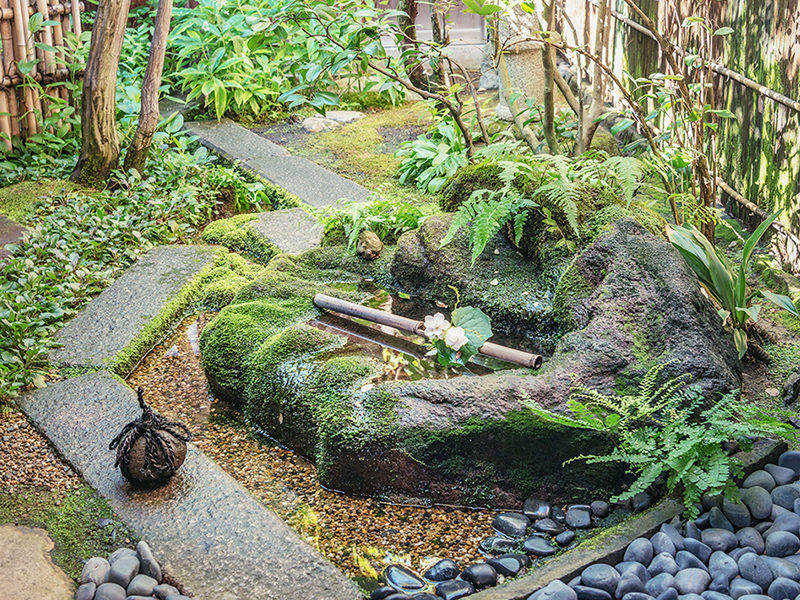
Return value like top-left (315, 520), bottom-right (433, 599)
top-left (524, 535), bottom-right (558, 557)
top-left (617, 561), bottom-right (650, 583)
top-left (423, 559), bottom-right (460, 581)
top-left (709, 551), bottom-right (739, 582)
top-left (709, 508), bottom-right (735, 533)
top-left (493, 512), bottom-right (531, 539)
top-left (652, 533), bottom-right (677, 557)
top-left (771, 485), bottom-right (800, 511)
top-left (581, 564), bottom-right (620, 594)
top-left (675, 569), bottom-right (711, 595)
top-left (649, 553), bottom-right (681, 577)
top-left (383, 564), bottom-right (425, 591)
top-left (565, 508), bottom-right (592, 529)
top-left (702, 529), bottom-right (739, 553)
top-left (723, 499), bottom-right (752, 530)
top-left (460, 563), bottom-right (498, 589)
top-left (481, 535), bottom-right (518, 555)
top-left (626, 538), bottom-right (655, 565)
top-left (535, 518), bottom-right (566, 535)
top-left (737, 528), bottom-right (766, 554)
top-left (107, 555), bottom-right (139, 588)
top-left (81, 557), bottom-right (111, 586)
top-left (730, 578), bottom-right (763, 600)
top-left (764, 531), bottom-right (800, 558)
top-left (646, 573), bottom-right (675, 597)
top-left (660, 524), bottom-right (686, 551)
top-left (761, 556), bottom-right (800, 581)
top-left (778, 452), bottom-right (800, 478)
top-left (530, 580), bottom-right (578, 600)
top-left (677, 551), bottom-right (708, 572)
top-left (742, 487), bottom-right (774, 521)
top-left (557, 530), bottom-right (576, 546)
top-left (435, 579), bottom-right (475, 600)
top-left (684, 539), bottom-right (713, 563)
top-left (616, 571), bottom-right (647, 597)
top-left (524, 497), bottom-right (552, 520)
top-left (487, 554), bottom-right (526, 577)
top-left (744, 471), bottom-right (777, 492)
top-left (657, 588), bottom-right (679, 600)
top-left (738, 554), bottom-right (775, 590)
top-left (768, 511), bottom-right (800, 536)
top-left (94, 583), bottom-right (127, 600)
top-left (591, 501), bottom-right (611, 518)
top-left (766, 577), bottom-right (800, 600)
top-left (702, 592), bottom-right (733, 600)
top-left (765, 465), bottom-right (796, 487)
top-left (572, 585), bottom-right (613, 600)
top-left (127, 574), bottom-right (157, 596)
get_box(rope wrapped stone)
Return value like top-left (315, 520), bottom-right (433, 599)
top-left (109, 388), bottom-right (191, 485)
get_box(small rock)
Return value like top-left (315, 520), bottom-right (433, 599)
top-left (581, 564), bottom-right (620, 594)
top-left (766, 577), bottom-right (800, 600)
top-left (107, 555), bottom-right (139, 588)
top-left (730, 578), bottom-right (763, 599)
top-left (731, 548), bottom-right (757, 561)
top-left (325, 110), bottom-right (364, 124)
top-left (709, 551), bottom-right (739, 582)
top-left (461, 563), bottom-right (498, 589)
top-left (529, 579), bottom-right (578, 600)
top-left (764, 531), bottom-right (800, 557)
top-left (771, 485), bottom-right (800, 510)
top-left (651, 532), bottom-right (677, 557)
top-left (357, 230), bottom-right (384, 260)
top-left (436, 579), bottom-right (475, 600)
top-left (778, 452), bottom-right (800, 478)
top-left (684, 538), bottom-right (713, 563)
top-left (163, 596), bottom-right (192, 600)
top-left (738, 553), bottom-right (775, 589)
top-left (702, 529), bottom-right (739, 553)
top-left (761, 556), bottom-right (800, 581)
top-left (649, 553), bottom-right (681, 577)
top-left (591, 501), bottom-right (610, 518)
top-left (765, 465), bottom-right (796, 486)
top-left (742, 487), bottom-right (774, 521)
top-left (621, 593), bottom-right (655, 600)
top-left (632, 493), bottom-right (653, 512)
top-left (744, 471), bottom-right (777, 492)
top-left (625, 538), bottom-right (655, 565)
top-left (383, 564), bottom-right (425, 591)
top-left (154, 584), bottom-right (180, 600)
top-left (676, 550), bottom-right (707, 572)
top-left (76, 582), bottom-right (96, 600)
top-left (302, 116), bottom-right (341, 133)
top-left (487, 554), bottom-right (527, 577)
top-left (524, 535), bottom-right (558, 556)
top-left (127, 574), bottom-right (157, 596)
top-left (556, 530), bottom-right (576, 546)
top-left (660, 524), bottom-right (686, 551)
top-left (423, 559), bottom-right (460, 581)
top-left (686, 522), bottom-right (703, 541)
top-left (572, 585), bottom-right (613, 600)
top-left (703, 495), bottom-right (725, 512)
top-left (675, 569), bottom-right (711, 595)
top-left (552, 506), bottom-right (567, 523)
top-left (480, 535), bottom-right (518, 555)
top-left (108, 548), bottom-right (137, 565)
top-left (493, 512), bottom-right (531, 539)
top-left (701, 592), bottom-right (732, 600)
top-left (371, 587), bottom-right (398, 600)
top-left (94, 582), bottom-right (127, 600)
top-left (565, 508), bottom-right (592, 529)
top-left (163, 345), bottom-right (180, 358)
top-left (536, 518), bottom-right (566, 535)
top-left (524, 498), bottom-right (552, 520)
top-left (657, 589), bottom-right (678, 600)
top-left (136, 540), bottom-right (162, 583)
top-left (646, 573), bottom-right (675, 597)
top-left (723, 499), bottom-right (752, 529)
top-left (768, 511), bottom-right (800, 536)
top-left (81, 557), bottom-right (111, 586)
top-left (617, 562), bottom-right (649, 582)
top-left (737, 528), bottom-right (765, 554)
top-left (616, 571), bottom-right (647, 597)
top-left (709, 507), bottom-right (735, 532)
top-left (97, 518), bottom-right (113, 528)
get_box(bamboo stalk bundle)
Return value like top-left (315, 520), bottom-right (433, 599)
top-left (10, 0), bottom-right (36, 134)
top-left (0, 56), bottom-right (13, 148)
top-left (0, 0), bottom-right (20, 138)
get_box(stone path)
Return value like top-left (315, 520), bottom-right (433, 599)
top-left (0, 214), bottom-right (26, 260)
top-left (20, 373), bottom-right (361, 600)
top-left (249, 207), bottom-right (323, 255)
top-left (0, 524), bottom-right (74, 599)
top-left (184, 118), bottom-right (373, 208)
top-left (50, 245), bottom-right (219, 370)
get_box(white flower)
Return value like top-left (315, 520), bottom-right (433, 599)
top-left (423, 312), bottom-right (450, 340)
top-left (444, 326), bottom-right (469, 351)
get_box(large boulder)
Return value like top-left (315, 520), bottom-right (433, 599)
top-left (199, 217), bottom-right (740, 506)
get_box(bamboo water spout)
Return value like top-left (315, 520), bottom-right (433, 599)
top-left (313, 293), bottom-right (544, 370)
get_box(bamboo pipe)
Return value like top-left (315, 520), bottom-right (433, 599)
top-left (313, 293), bottom-right (544, 370)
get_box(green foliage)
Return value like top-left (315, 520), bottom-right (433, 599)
top-left (315, 197), bottom-right (427, 251)
top-left (524, 363), bottom-right (798, 516)
top-left (395, 109), bottom-right (469, 193)
top-left (668, 211), bottom-right (799, 358)
top-left (440, 150), bottom-right (656, 264)
top-left (427, 305), bottom-right (493, 367)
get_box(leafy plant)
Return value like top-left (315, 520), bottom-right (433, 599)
top-left (523, 363), bottom-right (798, 516)
top-left (668, 210), bottom-right (799, 358)
top-left (395, 111), bottom-right (469, 193)
top-left (315, 196), bottom-right (427, 251)
top-left (422, 305), bottom-right (493, 367)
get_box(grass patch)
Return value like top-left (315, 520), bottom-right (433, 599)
top-left (0, 484), bottom-right (138, 581)
top-left (0, 180), bottom-right (78, 223)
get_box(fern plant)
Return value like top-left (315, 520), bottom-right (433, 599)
top-left (440, 151), bottom-right (657, 264)
top-left (523, 363), bottom-right (798, 516)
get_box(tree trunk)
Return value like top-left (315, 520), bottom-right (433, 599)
top-left (71, 0), bottom-right (132, 186)
top-left (396, 0), bottom-right (430, 92)
top-left (541, 0), bottom-right (560, 154)
top-left (124, 0), bottom-right (173, 174)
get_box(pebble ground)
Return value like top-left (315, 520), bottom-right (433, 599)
top-left (127, 314), bottom-right (496, 578)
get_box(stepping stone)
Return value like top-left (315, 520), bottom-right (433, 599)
top-left (244, 155), bottom-right (372, 208)
top-left (184, 118), bottom-right (290, 161)
top-left (50, 245), bottom-right (219, 370)
top-left (20, 373), bottom-right (360, 600)
top-left (0, 524), bottom-right (73, 600)
top-left (248, 208), bottom-right (323, 255)
top-left (0, 214), bottom-right (27, 259)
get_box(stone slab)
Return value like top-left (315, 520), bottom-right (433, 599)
top-left (0, 215), bottom-right (27, 259)
top-left (0, 524), bottom-right (74, 599)
top-left (248, 208), bottom-right (323, 255)
top-left (471, 438), bottom-right (787, 600)
top-left (50, 245), bottom-right (219, 369)
top-left (184, 119), bottom-right (290, 161)
top-left (244, 155), bottom-right (372, 208)
top-left (20, 373), bottom-right (361, 600)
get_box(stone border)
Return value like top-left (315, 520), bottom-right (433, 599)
top-left (470, 438), bottom-right (787, 600)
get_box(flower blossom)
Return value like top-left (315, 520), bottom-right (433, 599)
top-left (444, 326), bottom-right (469, 351)
top-left (423, 313), bottom-right (450, 340)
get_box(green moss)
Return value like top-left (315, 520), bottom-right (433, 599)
top-left (0, 484), bottom-right (138, 581)
top-left (201, 214), bottom-right (279, 264)
top-left (0, 179), bottom-right (78, 223)
top-left (439, 160), bottom-right (504, 212)
top-left (589, 129), bottom-right (621, 156)
top-left (766, 342), bottom-right (800, 384)
top-left (583, 204), bottom-right (666, 243)
top-left (552, 258), bottom-right (594, 330)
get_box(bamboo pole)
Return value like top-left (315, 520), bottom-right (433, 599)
top-left (0, 0), bottom-right (19, 138)
top-left (313, 293), bottom-right (544, 369)
top-left (11, 0), bottom-right (37, 134)
top-left (0, 54), bottom-right (12, 148)
top-left (70, 0), bottom-right (80, 39)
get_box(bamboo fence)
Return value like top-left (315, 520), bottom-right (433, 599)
top-left (0, 0), bottom-right (84, 149)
